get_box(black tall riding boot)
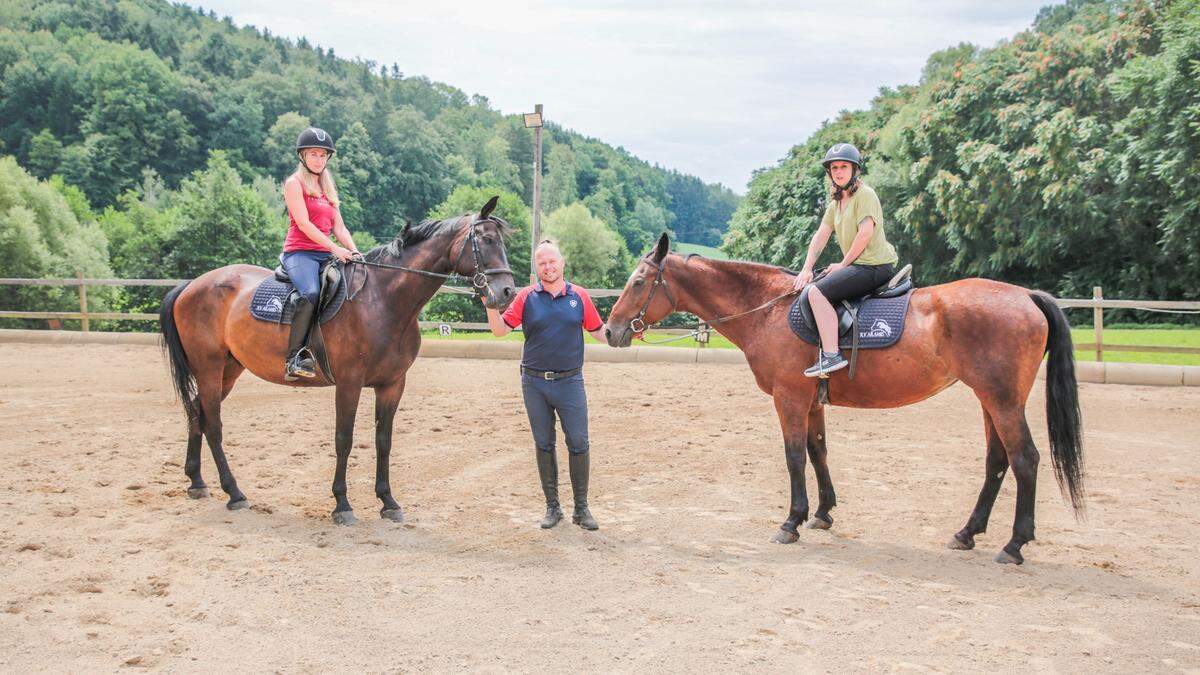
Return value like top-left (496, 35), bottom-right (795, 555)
top-left (284, 297), bottom-right (317, 381)
top-left (569, 452), bottom-right (598, 530)
top-left (537, 450), bottom-right (562, 528)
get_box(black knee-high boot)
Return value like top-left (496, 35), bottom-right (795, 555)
top-left (569, 452), bottom-right (598, 530)
top-left (284, 297), bottom-right (317, 380)
top-left (537, 450), bottom-right (562, 528)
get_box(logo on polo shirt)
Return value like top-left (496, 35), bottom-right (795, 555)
top-left (570, 299), bottom-right (577, 308)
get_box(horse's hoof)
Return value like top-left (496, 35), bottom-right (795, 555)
top-left (332, 510), bottom-right (358, 526)
top-left (994, 549), bottom-right (1024, 565)
top-left (380, 508), bottom-right (404, 523)
top-left (226, 499), bottom-right (249, 511)
top-left (771, 528), bottom-right (800, 544)
top-left (948, 533), bottom-right (975, 550)
top-left (187, 487), bottom-right (210, 499)
top-left (805, 515), bottom-right (832, 530)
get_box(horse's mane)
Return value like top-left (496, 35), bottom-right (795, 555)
top-left (678, 251), bottom-right (797, 277)
top-left (364, 214), bottom-right (513, 261)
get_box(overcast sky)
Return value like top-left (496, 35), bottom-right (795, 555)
top-left (198, 0), bottom-right (1060, 193)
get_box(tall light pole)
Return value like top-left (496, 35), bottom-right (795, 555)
top-left (523, 104), bottom-right (543, 283)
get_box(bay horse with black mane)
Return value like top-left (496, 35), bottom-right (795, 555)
top-left (605, 233), bottom-right (1084, 564)
top-left (159, 197), bottom-right (516, 524)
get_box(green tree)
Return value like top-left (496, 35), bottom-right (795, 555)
top-left (0, 156), bottom-right (112, 324)
top-left (161, 150), bottom-right (284, 277)
top-left (543, 202), bottom-right (623, 287)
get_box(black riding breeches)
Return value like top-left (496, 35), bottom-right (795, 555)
top-left (812, 263), bottom-right (895, 305)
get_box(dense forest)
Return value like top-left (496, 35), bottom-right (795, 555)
top-left (0, 0), bottom-right (739, 322)
top-left (725, 0), bottom-right (1200, 307)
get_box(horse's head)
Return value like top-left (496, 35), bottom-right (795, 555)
top-left (451, 196), bottom-right (518, 310)
top-left (605, 232), bottom-right (676, 347)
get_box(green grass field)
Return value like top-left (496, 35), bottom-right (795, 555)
top-left (673, 242), bottom-right (729, 260)
top-left (421, 328), bottom-right (1200, 365)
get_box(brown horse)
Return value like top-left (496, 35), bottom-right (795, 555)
top-left (604, 234), bottom-right (1084, 564)
top-left (158, 198), bottom-right (517, 524)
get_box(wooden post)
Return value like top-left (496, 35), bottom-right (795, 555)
top-left (77, 268), bottom-right (89, 332)
top-left (1093, 286), bottom-right (1103, 362)
top-left (530, 103), bottom-right (543, 284)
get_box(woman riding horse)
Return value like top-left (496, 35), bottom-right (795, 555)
top-left (604, 233), bottom-right (1084, 565)
top-left (281, 127), bottom-right (361, 380)
top-left (792, 143), bottom-right (898, 377)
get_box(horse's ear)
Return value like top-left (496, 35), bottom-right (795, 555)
top-left (479, 195), bottom-right (499, 220)
top-left (652, 232), bottom-right (670, 262)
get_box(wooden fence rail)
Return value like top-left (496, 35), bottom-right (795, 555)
top-left (2, 278), bottom-right (1198, 359)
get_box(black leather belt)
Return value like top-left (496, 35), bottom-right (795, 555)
top-left (521, 366), bottom-right (582, 381)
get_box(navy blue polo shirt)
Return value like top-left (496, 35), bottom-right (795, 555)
top-left (502, 281), bottom-right (603, 372)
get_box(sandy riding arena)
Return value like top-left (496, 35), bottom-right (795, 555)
top-left (1, 343), bottom-right (1198, 671)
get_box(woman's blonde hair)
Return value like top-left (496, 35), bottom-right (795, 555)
top-left (294, 149), bottom-right (340, 208)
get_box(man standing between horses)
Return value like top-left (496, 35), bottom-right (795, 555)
top-left (483, 239), bottom-right (605, 530)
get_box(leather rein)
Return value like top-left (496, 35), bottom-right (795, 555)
top-left (347, 217), bottom-right (512, 295)
top-left (627, 254), bottom-right (801, 335)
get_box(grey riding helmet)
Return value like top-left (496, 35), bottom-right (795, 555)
top-left (821, 142), bottom-right (861, 170)
top-left (296, 127), bottom-right (336, 156)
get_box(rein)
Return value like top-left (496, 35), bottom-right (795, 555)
top-left (346, 217), bottom-right (512, 293)
top-left (629, 254), bottom-right (804, 338)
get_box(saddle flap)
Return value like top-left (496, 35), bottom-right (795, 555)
top-left (274, 266), bottom-right (289, 282)
top-left (797, 286), bottom-right (857, 337)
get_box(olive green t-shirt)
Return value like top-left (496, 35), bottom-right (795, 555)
top-left (820, 182), bottom-right (898, 266)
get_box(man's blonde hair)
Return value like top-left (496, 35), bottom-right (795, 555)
top-left (535, 238), bottom-right (563, 260)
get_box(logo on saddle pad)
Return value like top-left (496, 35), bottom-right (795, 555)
top-left (861, 318), bottom-right (893, 339)
top-left (256, 296), bottom-right (284, 314)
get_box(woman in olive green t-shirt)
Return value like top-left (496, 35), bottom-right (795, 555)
top-left (792, 143), bottom-right (899, 377)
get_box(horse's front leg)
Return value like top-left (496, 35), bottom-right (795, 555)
top-left (374, 376), bottom-right (407, 522)
top-left (770, 391), bottom-right (813, 544)
top-left (331, 383), bottom-right (363, 525)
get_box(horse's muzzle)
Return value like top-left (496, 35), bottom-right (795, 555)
top-left (604, 323), bottom-right (634, 348)
top-left (483, 282), bottom-right (517, 311)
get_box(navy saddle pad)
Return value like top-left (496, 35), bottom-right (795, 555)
top-left (249, 277), bottom-right (347, 325)
top-left (787, 291), bottom-right (913, 349)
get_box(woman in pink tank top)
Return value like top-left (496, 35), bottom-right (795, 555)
top-left (280, 126), bottom-right (361, 380)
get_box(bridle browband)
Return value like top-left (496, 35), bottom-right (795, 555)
top-left (348, 216), bottom-right (513, 295)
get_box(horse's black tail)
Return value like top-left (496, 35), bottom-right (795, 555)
top-left (159, 281), bottom-right (200, 424)
top-left (1031, 291), bottom-right (1085, 516)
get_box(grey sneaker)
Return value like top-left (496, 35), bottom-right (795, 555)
top-left (804, 351), bottom-right (848, 377)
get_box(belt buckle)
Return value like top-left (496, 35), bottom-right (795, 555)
top-left (543, 371), bottom-right (554, 381)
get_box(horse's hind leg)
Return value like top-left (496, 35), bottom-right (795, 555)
top-left (949, 407), bottom-right (1008, 551)
top-left (184, 412), bottom-right (207, 499)
top-left (184, 358), bottom-right (244, 501)
top-left (983, 405), bottom-right (1040, 564)
top-left (195, 358), bottom-right (248, 510)
top-left (805, 403), bottom-right (836, 530)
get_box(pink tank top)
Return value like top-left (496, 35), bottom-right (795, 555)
top-left (283, 192), bottom-right (337, 253)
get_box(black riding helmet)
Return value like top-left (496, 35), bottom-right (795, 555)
top-left (296, 127), bottom-right (336, 156)
top-left (821, 142), bottom-right (861, 190)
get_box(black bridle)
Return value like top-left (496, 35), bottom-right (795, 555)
top-left (349, 217), bottom-right (513, 296)
top-left (628, 254), bottom-right (677, 334)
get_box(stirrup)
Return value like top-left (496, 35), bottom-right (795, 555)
top-left (285, 349), bottom-right (317, 380)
